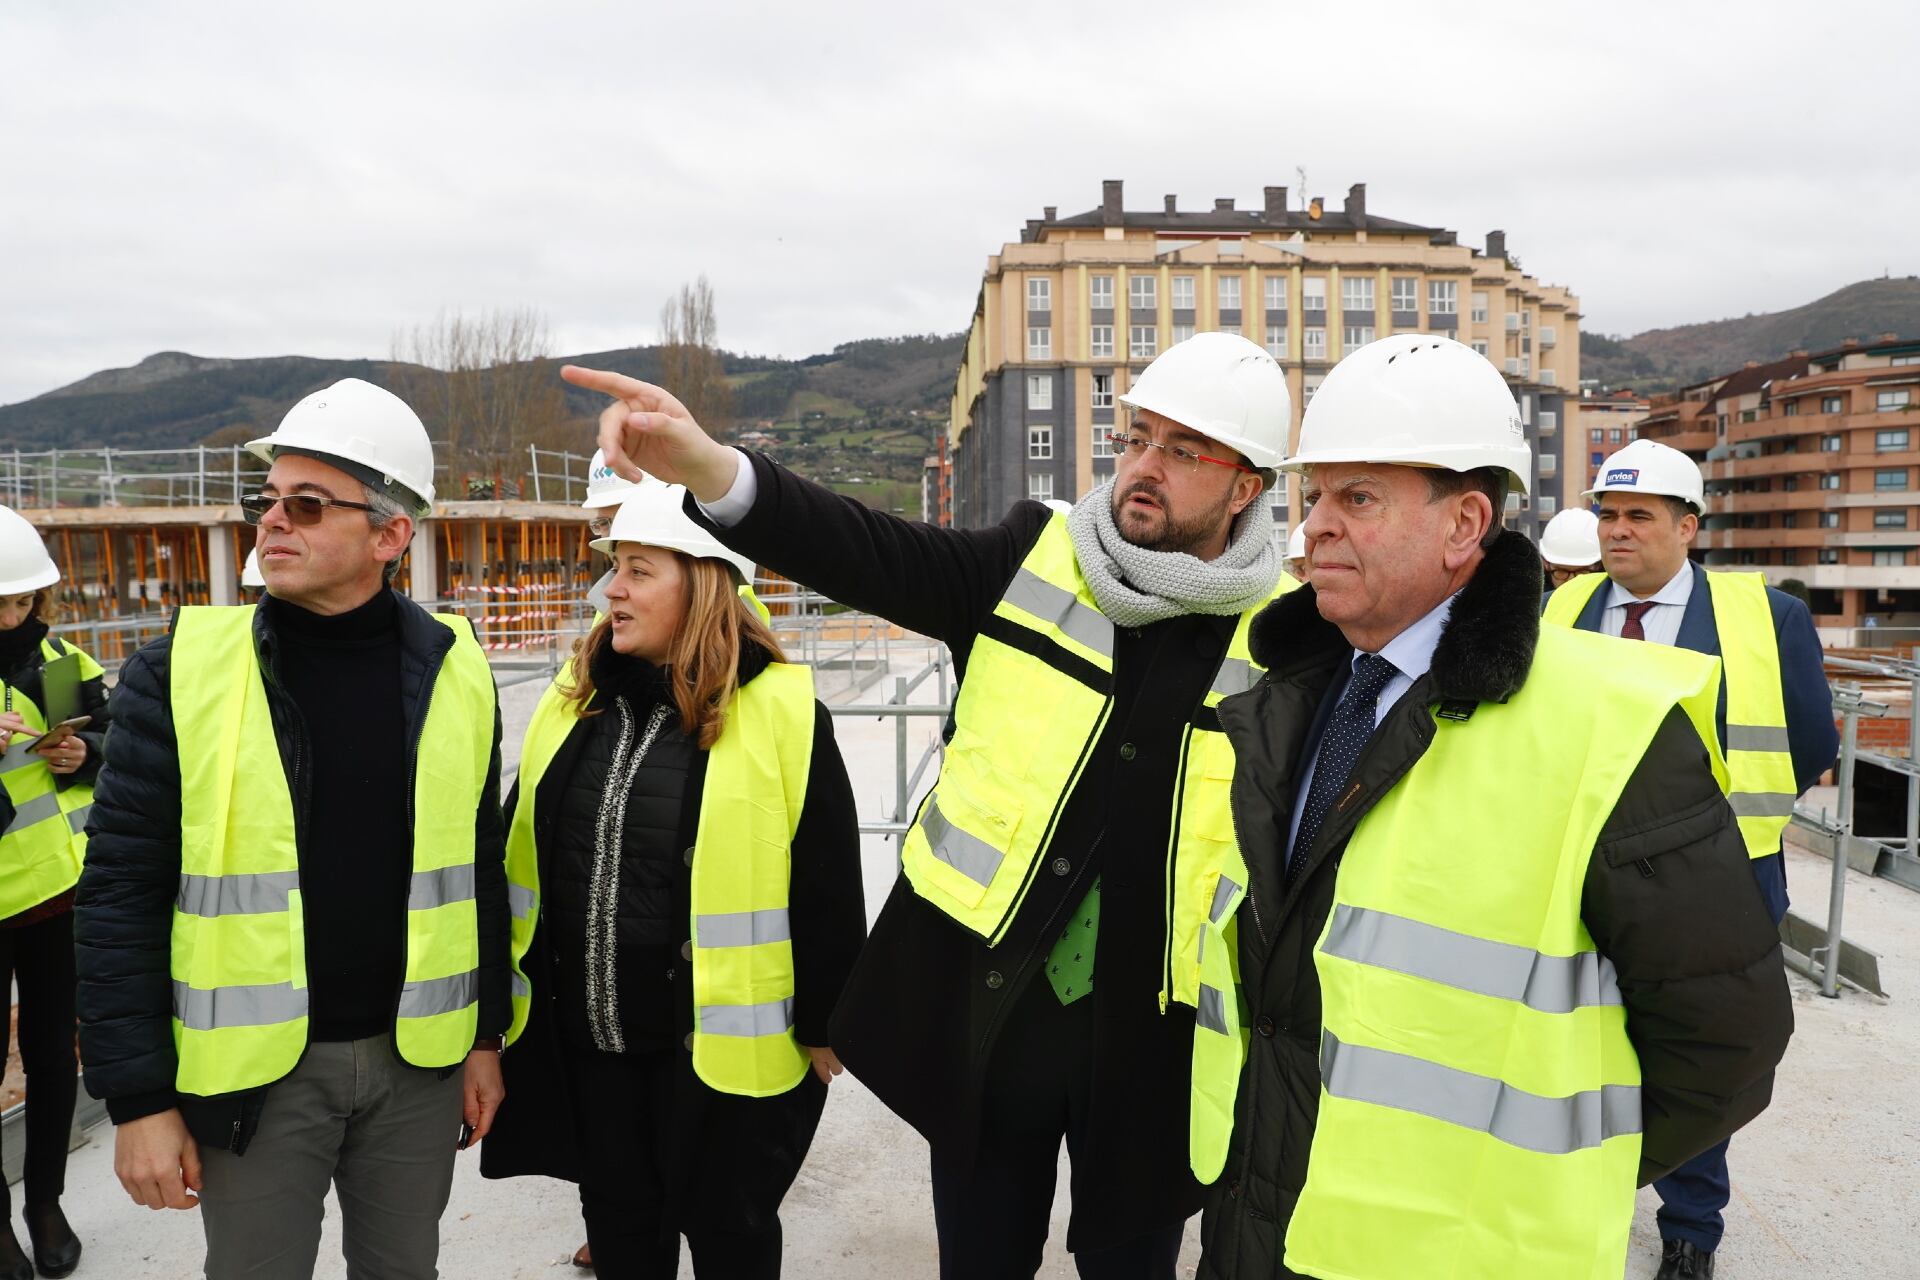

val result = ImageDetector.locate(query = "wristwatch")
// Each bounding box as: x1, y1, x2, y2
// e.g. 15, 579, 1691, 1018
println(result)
472, 1035, 505, 1053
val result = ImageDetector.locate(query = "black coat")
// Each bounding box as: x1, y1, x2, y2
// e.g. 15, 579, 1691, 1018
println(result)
480, 649, 864, 1186
686, 453, 1244, 1248
1196, 532, 1796, 1278
74, 592, 512, 1155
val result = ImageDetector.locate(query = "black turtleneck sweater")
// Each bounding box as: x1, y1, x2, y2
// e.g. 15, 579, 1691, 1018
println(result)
261, 591, 409, 1042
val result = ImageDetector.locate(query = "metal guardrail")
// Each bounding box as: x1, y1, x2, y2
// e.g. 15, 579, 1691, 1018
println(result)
1790, 683, 1888, 997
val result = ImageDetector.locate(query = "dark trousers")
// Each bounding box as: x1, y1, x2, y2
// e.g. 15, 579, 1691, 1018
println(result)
566, 1045, 827, 1280
1654, 851, 1790, 1252
931, 977, 1186, 1280
0, 910, 77, 1214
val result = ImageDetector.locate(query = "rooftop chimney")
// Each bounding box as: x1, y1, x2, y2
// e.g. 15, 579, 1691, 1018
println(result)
1023, 219, 1042, 243
1881, 332, 1900, 342
1214, 197, 1236, 212
1486, 229, 1508, 262
1264, 185, 1287, 221
1102, 179, 1123, 226
1843, 337, 1860, 348
1344, 182, 1367, 226
1164, 194, 1178, 213
1043, 205, 1057, 221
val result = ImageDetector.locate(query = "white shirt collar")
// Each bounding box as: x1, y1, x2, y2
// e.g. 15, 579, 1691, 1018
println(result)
1360, 593, 1456, 684
1606, 560, 1694, 611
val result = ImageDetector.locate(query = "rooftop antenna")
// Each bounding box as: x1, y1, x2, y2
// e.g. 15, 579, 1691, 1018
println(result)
1295, 166, 1308, 211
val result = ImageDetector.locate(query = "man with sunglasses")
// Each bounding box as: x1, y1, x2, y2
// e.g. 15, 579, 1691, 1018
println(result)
566, 332, 1294, 1278
76, 378, 512, 1280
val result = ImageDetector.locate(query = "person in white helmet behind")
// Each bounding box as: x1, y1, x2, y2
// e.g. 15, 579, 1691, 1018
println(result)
76, 378, 512, 1280
1283, 521, 1309, 582
1193, 335, 1790, 1280
1536, 506, 1603, 589
239, 548, 266, 593
582, 449, 645, 619
1542, 436, 1836, 1280
566, 331, 1298, 1276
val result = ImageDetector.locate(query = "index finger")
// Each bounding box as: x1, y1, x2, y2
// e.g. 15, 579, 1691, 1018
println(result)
560, 364, 664, 403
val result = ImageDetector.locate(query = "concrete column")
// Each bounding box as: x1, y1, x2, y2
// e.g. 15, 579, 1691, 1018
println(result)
409, 520, 440, 605
207, 525, 236, 606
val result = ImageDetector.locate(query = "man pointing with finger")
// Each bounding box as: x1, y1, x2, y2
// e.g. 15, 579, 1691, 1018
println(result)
567, 334, 1297, 1278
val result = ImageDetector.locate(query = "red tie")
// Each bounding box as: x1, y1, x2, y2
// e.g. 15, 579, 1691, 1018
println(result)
1621, 601, 1655, 642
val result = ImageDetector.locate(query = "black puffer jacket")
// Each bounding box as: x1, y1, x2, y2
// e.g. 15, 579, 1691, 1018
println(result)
1197, 532, 1795, 1279
74, 593, 511, 1155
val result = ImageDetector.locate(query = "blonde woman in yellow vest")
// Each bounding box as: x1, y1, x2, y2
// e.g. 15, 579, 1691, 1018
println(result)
481, 482, 864, 1279
0, 506, 107, 1279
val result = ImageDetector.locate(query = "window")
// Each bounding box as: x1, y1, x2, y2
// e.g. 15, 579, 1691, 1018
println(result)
1343, 325, 1375, 349
1877, 429, 1910, 451
1215, 322, 1240, 338
1879, 390, 1914, 412
1129, 275, 1156, 312
1027, 426, 1053, 460
1472, 340, 1489, 357
1090, 275, 1114, 309
1303, 327, 1327, 361
1470, 292, 1489, 324
1027, 473, 1054, 502
1027, 277, 1051, 312
1263, 275, 1287, 312
1391, 278, 1418, 312
1091, 373, 1113, 410
1538, 496, 1558, 516
1522, 311, 1532, 331
1302, 277, 1327, 312
1819, 549, 1841, 565
1874, 549, 1911, 566
1740, 409, 1758, 423
1027, 327, 1051, 360
1822, 434, 1843, 452
1784, 399, 1800, 416
1819, 511, 1841, 528
1171, 323, 1195, 345
1875, 510, 1908, 528
1264, 325, 1286, 359
1429, 280, 1457, 315
1027, 375, 1052, 411
1609, 428, 1623, 443
1090, 424, 1114, 458
1129, 326, 1157, 360
1590, 428, 1606, 444
1341, 276, 1374, 314
1819, 473, 1842, 490
1591, 451, 1605, 466
1877, 468, 1907, 490
1217, 275, 1241, 313
1895, 355, 1920, 366
1089, 325, 1114, 359
1172, 275, 1196, 310
1303, 376, 1323, 403
1822, 395, 1844, 414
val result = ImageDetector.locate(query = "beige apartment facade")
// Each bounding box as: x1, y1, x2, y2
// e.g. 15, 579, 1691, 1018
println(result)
946, 179, 1583, 535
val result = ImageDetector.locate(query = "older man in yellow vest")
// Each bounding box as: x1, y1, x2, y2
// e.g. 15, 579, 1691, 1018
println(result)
76, 380, 511, 1280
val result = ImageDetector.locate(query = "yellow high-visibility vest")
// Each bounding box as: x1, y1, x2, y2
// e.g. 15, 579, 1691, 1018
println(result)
504, 661, 816, 1097
168, 604, 496, 1096
0, 636, 104, 915
898, 515, 1296, 1013
1544, 568, 1795, 855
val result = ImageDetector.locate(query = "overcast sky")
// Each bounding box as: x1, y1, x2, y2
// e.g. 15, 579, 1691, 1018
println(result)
3, 0, 1914, 406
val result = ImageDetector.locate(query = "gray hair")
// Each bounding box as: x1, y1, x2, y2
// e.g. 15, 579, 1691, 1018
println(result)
363, 483, 412, 583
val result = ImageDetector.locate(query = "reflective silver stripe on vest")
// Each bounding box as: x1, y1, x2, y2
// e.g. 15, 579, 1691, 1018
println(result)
1210, 658, 1259, 701
1210, 875, 1243, 925
2, 791, 61, 835
1197, 983, 1230, 1035
176, 870, 302, 918
699, 997, 795, 1038
64, 803, 90, 834
1001, 570, 1115, 660
511, 971, 531, 998
1321, 1031, 1640, 1155
697, 908, 793, 948
1729, 792, 1796, 818
508, 883, 536, 920
408, 864, 477, 911
0, 743, 44, 775
1726, 724, 1791, 753
1322, 905, 1621, 1015
173, 979, 307, 1031
398, 970, 478, 1019
918, 797, 1005, 888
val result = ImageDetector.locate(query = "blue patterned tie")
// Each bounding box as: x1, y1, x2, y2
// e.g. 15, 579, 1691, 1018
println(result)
1289, 653, 1398, 878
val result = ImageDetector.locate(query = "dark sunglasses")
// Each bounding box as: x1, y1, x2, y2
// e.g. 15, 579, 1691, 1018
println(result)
240, 492, 381, 526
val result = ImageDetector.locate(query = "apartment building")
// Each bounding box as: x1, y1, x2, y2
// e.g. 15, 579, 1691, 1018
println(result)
1634, 336, 1920, 627
944, 179, 1582, 534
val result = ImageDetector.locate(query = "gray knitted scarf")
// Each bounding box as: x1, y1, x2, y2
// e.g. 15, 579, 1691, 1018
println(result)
1065, 479, 1282, 627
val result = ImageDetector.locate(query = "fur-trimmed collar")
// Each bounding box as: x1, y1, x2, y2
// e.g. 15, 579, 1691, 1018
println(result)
1248, 529, 1543, 705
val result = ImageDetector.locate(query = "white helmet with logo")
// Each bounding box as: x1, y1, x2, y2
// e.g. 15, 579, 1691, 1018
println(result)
1538, 508, 1602, 567
245, 378, 436, 514
582, 449, 643, 510
0, 506, 59, 596
1583, 438, 1704, 514
1117, 332, 1291, 469
589, 481, 755, 584
1283, 335, 1532, 493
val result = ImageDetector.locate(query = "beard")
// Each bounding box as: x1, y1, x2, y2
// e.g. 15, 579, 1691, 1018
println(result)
1111, 478, 1236, 556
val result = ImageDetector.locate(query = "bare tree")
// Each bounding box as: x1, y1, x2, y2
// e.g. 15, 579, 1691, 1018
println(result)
659, 276, 732, 439
388, 307, 568, 495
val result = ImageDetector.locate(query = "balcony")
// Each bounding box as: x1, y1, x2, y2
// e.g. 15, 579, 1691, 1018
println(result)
1729, 410, 1842, 447
1701, 528, 1831, 551
1641, 426, 1715, 454
1705, 489, 1836, 515
1702, 452, 1829, 481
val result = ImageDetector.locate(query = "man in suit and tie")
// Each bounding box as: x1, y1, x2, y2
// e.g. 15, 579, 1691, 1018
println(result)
1543, 437, 1838, 1280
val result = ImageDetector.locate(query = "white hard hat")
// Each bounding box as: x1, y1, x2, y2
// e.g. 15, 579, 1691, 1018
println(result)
1117, 332, 1291, 469
1538, 508, 1602, 567
1583, 438, 1704, 513
1041, 498, 1073, 515
590, 482, 756, 584
1285, 522, 1307, 561
0, 506, 59, 596
245, 378, 436, 514
582, 449, 643, 510
1283, 334, 1531, 494
241, 548, 266, 588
